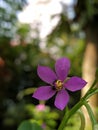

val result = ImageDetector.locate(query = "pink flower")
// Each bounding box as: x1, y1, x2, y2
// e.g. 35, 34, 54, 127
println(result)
36, 104, 46, 111
32, 57, 87, 110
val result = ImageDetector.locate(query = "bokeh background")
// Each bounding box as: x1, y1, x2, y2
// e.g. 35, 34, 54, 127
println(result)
0, 0, 98, 130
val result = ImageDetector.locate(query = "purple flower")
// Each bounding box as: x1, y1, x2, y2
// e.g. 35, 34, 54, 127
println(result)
32, 57, 87, 110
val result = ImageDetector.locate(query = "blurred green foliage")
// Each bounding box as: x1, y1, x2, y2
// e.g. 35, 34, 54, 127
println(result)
0, 0, 27, 38
3, 102, 59, 130
64, 113, 81, 130
17, 120, 43, 130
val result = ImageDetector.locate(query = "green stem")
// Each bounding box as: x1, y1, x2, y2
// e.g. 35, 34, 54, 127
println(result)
77, 109, 85, 130
58, 100, 84, 130
84, 101, 97, 128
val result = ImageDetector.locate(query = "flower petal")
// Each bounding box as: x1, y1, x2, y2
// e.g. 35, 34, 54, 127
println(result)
65, 76, 87, 92
54, 89, 69, 110
55, 57, 70, 81
37, 65, 57, 84
32, 86, 56, 100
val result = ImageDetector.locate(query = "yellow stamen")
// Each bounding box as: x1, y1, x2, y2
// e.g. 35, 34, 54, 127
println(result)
55, 80, 63, 91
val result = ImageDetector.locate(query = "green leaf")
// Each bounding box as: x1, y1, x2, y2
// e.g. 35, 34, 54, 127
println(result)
17, 120, 43, 130
94, 124, 98, 130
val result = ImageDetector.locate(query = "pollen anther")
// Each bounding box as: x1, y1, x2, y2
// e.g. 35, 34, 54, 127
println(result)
55, 80, 63, 91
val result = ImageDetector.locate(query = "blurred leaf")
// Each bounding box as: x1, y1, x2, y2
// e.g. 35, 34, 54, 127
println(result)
17, 120, 43, 130
0, 0, 27, 38
17, 88, 36, 100
94, 124, 98, 130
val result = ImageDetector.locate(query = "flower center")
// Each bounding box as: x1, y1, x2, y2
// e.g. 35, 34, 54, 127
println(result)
55, 80, 63, 91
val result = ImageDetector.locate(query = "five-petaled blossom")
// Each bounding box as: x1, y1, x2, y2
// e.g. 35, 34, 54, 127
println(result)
32, 57, 87, 110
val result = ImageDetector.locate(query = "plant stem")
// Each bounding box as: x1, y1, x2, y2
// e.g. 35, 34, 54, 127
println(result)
84, 101, 97, 128
77, 109, 85, 130
58, 100, 84, 130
